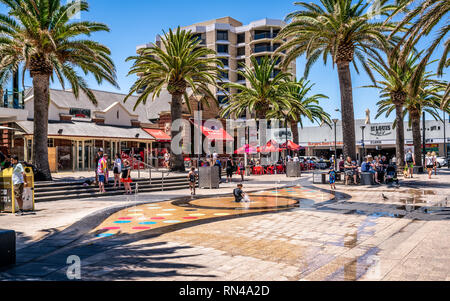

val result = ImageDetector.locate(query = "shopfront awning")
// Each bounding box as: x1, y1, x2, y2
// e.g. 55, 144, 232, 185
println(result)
192, 121, 234, 142
143, 128, 171, 142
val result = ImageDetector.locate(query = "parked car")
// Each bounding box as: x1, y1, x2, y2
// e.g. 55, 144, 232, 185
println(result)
436, 157, 447, 168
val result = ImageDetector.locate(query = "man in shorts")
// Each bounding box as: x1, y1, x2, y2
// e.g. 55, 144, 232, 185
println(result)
11, 156, 27, 216
404, 150, 415, 178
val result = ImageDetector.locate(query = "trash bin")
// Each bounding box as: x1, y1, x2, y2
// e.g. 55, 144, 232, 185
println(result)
0, 166, 35, 214
360, 172, 374, 186
286, 162, 301, 177
198, 166, 220, 189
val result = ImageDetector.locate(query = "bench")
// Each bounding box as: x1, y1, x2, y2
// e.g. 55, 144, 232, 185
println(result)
0, 229, 15, 267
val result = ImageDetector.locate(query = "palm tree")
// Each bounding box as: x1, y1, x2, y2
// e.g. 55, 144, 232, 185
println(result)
125, 27, 223, 172
0, 0, 118, 181
276, 0, 396, 160
267, 78, 331, 144
220, 56, 296, 120
389, 0, 449, 106
364, 48, 420, 167
376, 73, 447, 166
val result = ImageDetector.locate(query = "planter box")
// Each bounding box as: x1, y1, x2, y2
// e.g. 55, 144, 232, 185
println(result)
0, 229, 15, 267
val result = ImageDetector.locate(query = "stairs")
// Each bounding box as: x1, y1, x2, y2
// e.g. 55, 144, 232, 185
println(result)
34, 175, 191, 202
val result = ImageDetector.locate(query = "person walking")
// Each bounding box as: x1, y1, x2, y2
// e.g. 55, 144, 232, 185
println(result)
431, 151, 437, 175
328, 166, 337, 190
113, 153, 122, 189
121, 159, 132, 194
226, 158, 234, 183
188, 167, 197, 195
238, 159, 245, 182
11, 156, 28, 216
405, 150, 415, 178
214, 157, 222, 182
97, 153, 108, 194
425, 152, 434, 179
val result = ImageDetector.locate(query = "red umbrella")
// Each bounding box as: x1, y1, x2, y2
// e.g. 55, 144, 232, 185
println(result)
234, 144, 260, 154
261, 140, 282, 153
281, 140, 304, 151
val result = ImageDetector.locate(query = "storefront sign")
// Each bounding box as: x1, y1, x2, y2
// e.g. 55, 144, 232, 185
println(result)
370, 125, 392, 137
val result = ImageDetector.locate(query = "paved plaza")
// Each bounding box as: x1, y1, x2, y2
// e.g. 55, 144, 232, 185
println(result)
0, 171, 449, 281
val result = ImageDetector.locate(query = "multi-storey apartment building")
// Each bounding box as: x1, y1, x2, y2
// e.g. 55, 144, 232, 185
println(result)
138, 17, 297, 118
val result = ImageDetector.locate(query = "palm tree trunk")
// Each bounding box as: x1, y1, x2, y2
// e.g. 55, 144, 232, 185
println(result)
337, 62, 356, 160
411, 111, 422, 167
170, 92, 185, 172
32, 74, 52, 181
291, 121, 299, 144
394, 104, 405, 168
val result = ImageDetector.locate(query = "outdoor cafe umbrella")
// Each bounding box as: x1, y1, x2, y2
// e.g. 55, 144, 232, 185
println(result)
281, 140, 304, 151
260, 140, 282, 153
234, 144, 260, 154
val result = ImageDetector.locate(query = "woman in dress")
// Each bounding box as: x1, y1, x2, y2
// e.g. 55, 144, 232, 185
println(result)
121, 159, 133, 194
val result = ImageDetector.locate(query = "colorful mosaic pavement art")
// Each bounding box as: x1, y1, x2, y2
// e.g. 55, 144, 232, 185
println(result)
93, 186, 335, 237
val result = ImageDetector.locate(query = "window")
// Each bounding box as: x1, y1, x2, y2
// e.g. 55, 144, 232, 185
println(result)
237, 47, 245, 56
237, 59, 245, 68
69, 108, 91, 118
237, 33, 245, 44
217, 44, 228, 54
48, 138, 54, 147
237, 74, 246, 81
117, 110, 119, 119
219, 58, 229, 67
217, 30, 228, 41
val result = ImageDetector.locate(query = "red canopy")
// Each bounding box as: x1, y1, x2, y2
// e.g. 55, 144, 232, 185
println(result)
192, 121, 234, 141
281, 140, 304, 151
261, 140, 282, 153
234, 144, 260, 154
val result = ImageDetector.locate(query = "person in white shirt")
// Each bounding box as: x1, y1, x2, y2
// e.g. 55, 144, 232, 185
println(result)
425, 152, 434, 179
11, 156, 28, 216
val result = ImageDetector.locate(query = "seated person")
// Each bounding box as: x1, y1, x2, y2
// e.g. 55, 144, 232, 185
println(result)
344, 157, 357, 185
385, 164, 399, 186
367, 155, 380, 184
233, 183, 246, 203
361, 157, 370, 172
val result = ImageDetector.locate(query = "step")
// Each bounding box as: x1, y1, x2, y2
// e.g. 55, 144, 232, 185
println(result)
35, 184, 194, 203
34, 178, 188, 193
34, 181, 190, 198
34, 175, 187, 188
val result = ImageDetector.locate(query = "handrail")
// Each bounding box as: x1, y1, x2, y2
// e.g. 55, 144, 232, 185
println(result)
134, 159, 171, 190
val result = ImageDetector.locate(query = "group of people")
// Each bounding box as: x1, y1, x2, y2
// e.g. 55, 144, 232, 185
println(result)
94, 148, 132, 194
329, 154, 398, 188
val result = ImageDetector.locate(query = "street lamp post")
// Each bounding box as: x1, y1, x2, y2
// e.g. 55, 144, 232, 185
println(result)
332, 119, 339, 170
422, 112, 426, 171
361, 126, 366, 161
197, 100, 201, 168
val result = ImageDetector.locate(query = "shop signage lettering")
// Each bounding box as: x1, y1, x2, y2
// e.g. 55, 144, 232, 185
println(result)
370, 125, 392, 137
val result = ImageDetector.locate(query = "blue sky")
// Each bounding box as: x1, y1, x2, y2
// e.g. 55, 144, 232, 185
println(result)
1, 0, 448, 125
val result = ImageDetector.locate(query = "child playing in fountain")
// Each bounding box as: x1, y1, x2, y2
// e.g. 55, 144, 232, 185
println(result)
233, 183, 247, 203
328, 166, 337, 190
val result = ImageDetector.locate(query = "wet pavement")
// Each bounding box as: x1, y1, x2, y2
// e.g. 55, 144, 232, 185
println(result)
1, 172, 450, 281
